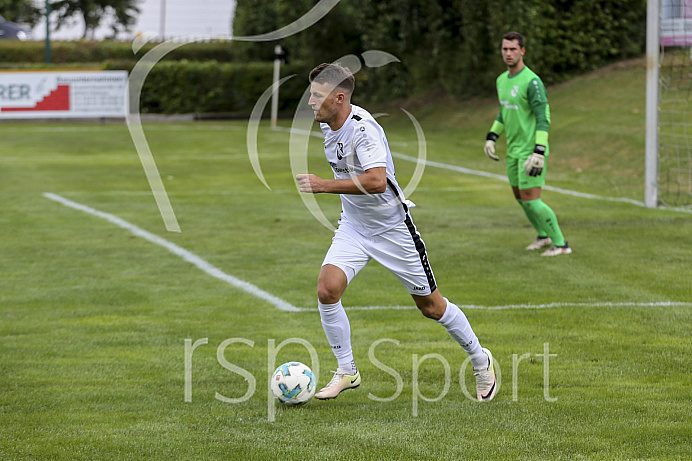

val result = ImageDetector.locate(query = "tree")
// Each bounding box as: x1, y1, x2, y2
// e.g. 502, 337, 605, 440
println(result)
232, 0, 281, 61
233, 0, 364, 65
232, 0, 646, 102
50, 0, 141, 39
0, 0, 43, 26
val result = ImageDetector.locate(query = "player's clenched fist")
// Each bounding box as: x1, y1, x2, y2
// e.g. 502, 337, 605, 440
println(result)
296, 174, 324, 193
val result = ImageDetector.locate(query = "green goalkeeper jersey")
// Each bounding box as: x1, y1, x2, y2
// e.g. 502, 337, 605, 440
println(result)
490, 66, 551, 159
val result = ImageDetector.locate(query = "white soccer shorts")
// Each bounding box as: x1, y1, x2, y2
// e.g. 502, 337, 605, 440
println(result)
322, 221, 437, 295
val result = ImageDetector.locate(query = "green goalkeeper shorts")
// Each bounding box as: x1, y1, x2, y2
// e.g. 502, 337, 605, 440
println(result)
506, 154, 547, 189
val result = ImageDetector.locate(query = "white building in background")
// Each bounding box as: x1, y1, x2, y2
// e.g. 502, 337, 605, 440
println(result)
31, 0, 236, 41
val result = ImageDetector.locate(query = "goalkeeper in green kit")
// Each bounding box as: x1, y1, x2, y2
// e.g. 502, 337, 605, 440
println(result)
484, 31, 571, 256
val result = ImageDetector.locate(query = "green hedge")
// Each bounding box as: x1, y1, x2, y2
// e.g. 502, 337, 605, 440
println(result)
118, 60, 404, 115
0, 40, 238, 64
120, 60, 313, 115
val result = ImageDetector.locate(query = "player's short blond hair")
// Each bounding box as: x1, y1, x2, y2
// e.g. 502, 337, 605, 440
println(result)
309, 63, 355, 96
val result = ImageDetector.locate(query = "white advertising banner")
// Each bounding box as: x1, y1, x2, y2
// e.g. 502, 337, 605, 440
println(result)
0, 70, 128, 119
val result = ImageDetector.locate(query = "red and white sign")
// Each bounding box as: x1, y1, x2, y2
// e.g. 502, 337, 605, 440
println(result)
0, 70, 128, 119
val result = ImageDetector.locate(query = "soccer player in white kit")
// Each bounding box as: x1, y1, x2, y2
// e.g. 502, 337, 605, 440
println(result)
296, 63, 497, 401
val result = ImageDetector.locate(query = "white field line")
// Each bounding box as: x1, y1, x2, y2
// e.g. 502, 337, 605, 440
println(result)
43, 193, 302, 312
339, 301, 692, 311
273, 126, 692, 214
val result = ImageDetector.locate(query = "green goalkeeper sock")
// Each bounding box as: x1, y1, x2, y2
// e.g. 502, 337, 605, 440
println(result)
524, 199, 566, 246
518, 199, 548, 238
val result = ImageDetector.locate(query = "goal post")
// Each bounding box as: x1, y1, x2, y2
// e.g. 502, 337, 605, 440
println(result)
646, 0, 660, 208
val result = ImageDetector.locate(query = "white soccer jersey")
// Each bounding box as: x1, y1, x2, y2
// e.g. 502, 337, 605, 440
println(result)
321, 105, 406, 235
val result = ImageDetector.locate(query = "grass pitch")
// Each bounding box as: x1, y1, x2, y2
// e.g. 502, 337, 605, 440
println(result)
1, 61, 690, 460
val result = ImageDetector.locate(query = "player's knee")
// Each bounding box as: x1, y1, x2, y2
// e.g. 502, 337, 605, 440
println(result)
417, 300, 444, 320
317, 283, 341, 304
412, 292, 446, 320
317, 265, 348, 304
418, 305, 434, 319
420, 306, 442, 320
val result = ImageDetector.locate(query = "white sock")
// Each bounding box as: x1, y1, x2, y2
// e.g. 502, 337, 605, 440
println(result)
318, 300, 356, 373
437, 299, 487, 370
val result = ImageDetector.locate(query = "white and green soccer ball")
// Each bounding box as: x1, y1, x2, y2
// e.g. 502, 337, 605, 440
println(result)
271, 361, 316, 405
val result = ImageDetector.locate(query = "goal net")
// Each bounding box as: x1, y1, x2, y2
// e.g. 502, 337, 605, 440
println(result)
657, 0, 692, 207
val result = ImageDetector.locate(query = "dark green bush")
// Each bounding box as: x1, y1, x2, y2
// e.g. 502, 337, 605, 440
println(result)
130, 60, 313, 115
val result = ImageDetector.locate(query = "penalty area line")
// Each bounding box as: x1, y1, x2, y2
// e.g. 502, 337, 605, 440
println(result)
43, 193, 302, 313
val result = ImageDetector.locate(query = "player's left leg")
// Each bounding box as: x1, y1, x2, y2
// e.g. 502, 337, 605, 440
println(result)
520, 188, 570, 255
518, 157, 571, 256
522, 194, 566, 244
373, 222, 497, 401
412, 291, 497, 401
411, 292, 485, 365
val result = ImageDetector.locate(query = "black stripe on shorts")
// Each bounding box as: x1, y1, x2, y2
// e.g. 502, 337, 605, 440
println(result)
386, 178, 437, 292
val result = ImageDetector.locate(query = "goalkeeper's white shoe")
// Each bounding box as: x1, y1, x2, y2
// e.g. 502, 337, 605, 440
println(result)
542, 242, 572, 256
474, 348, 497, 402
314, 368, 361, 400
525, 236, 552, 250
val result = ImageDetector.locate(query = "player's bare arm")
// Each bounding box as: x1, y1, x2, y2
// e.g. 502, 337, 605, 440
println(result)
296, 167, 386, 194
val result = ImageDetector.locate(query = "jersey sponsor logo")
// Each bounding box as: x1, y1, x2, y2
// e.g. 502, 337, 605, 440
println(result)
500, 99, 519, 110
329, 161, 355, 174
336, 142, 344, 160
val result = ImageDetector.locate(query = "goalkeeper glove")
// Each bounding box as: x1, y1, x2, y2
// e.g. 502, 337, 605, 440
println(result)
484, 132, 499, 161
523, 145, 546, 176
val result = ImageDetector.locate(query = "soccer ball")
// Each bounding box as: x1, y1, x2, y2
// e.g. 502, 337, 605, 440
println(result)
271, 361, 316, 405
